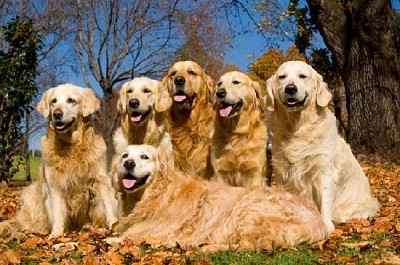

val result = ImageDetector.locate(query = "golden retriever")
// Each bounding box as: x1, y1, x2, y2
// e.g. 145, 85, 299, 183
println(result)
108, 144, 327, 250
265, 61, 379, 233
211, 71, 268, 187
112, 77, 173, 214
162, 61, 214, 178
4, 84, 119, 237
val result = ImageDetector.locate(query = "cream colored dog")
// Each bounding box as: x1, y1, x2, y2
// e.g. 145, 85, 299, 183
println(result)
108, 144, 327, 250
162, 61, 215, 178
113, 77, 172, 157
266, 61, 379, 233
2, 84, 118, 237
211, 71, 268, 187
112, 77, 172, 215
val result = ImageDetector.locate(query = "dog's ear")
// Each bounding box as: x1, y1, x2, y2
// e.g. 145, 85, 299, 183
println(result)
265, 75, 276, 112
314, 71, 332, 107
251, 80, 266, 111
203, 73, 215, 104
82, 88, 101, 117
36, 88, 53, 118
156, 147, 174, 180
155, 80, 172, 112
117, 83, 128, 114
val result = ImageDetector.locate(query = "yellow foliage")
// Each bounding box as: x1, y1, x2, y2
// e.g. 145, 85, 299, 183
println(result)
249, 46, 307, 82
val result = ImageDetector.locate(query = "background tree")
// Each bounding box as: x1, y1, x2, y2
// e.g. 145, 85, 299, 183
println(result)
257, 0, 400, 160
0, 18, 42, 182
305, 0, 400, 160
248, 45, 306, 85
173, 0, 234, 81
62, 0, 183, 166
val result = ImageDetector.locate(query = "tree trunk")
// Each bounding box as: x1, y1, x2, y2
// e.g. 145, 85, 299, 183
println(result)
101, 89, 118, 171
25, 109, 31, 181
307, 0, 400, 160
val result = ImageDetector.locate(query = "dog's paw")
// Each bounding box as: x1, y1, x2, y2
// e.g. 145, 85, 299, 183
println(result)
106, 236, 123, 245
324, 219, 335, 234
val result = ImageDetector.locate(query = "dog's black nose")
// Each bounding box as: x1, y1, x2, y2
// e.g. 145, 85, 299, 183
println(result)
129, 98, 140, 109
123, 160, 135, 170
174, 76, 186, 86
52, 109, 63, 120
284, 84, 298, 95
216, 88, 226, 99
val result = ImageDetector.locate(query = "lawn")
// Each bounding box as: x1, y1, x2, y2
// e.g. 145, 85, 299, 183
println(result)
0, 160, 399, 264
12, 156, 41, 181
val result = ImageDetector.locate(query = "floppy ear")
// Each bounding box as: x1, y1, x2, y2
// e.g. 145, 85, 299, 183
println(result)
203, 73, 214, 103
265, 75, 276, 112
314, 71, 332, 107
156, 147, 174, 180
82, 88, 101, 117
251, 80, 266, 110
161, 74, 172, 95
117, 84, 127, 114
36, 88, 53, 118
155, 80, 172, 112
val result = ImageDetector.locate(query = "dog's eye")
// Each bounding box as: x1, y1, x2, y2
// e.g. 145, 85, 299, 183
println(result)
188, 70, 197, 76
67, 98, 76, 104
140, 154, 149, 160
51, 98, 57, 104
170, 71, 176, 77
127, 89, 133, 94
232, 80, 240, 85
143, 88, 151, 94
278, 75, 286, 79
217, 81, 222, 87
122, 153, 128, 159
299, 74, 307, 79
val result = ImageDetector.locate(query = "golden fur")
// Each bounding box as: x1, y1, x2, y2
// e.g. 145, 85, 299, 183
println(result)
108, 144, 327, 250
6, 84, 118, 237
266, 61, 379, 233
211, 71, 268, 187
162, 61, 215, 178
112, 77, 173, 215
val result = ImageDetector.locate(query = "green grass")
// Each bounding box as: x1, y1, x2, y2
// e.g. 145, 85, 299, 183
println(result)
12, 156, 41, 181
201, 245, 321, 265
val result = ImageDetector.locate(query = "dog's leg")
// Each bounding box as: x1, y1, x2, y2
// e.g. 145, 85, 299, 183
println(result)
44, 167, 67, 237
46, 187, 67, 237
98, 182, 119, 229
318, 171, 335, 233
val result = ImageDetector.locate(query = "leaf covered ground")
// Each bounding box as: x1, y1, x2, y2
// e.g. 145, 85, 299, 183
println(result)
0, 161, 399, 265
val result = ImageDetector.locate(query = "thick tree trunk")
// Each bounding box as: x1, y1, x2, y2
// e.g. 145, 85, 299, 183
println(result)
307, 0, 400, 160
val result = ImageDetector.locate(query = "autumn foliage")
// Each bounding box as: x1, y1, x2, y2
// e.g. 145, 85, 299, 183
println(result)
0, 160, 399, 264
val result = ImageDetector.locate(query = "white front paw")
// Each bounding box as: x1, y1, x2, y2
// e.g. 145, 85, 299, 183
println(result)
324, 219, 335, 234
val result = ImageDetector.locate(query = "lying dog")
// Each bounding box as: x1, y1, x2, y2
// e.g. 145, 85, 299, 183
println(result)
108, 144, 327, 250
266, 61, 379, 232
211, 71, 268, 187
2, 84, 118, 237
162, 61, 215, 178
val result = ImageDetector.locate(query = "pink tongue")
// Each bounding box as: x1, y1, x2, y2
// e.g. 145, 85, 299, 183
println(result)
123, 179, 136, 189
219, 106, 232, 117
174, 95, 186, 102
131, 115, 142, 122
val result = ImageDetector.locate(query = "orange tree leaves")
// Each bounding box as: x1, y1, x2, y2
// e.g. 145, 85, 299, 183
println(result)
0, 161, 399, 264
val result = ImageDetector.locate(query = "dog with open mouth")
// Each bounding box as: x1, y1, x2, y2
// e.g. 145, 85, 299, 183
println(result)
108, 144, 327, 251
266, 61, 379, 233
111, 145, 156, 216
162, 61, 215, 178
0, 84, 119, 238
211, 71, 268, 187
112, 77, 172, 215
